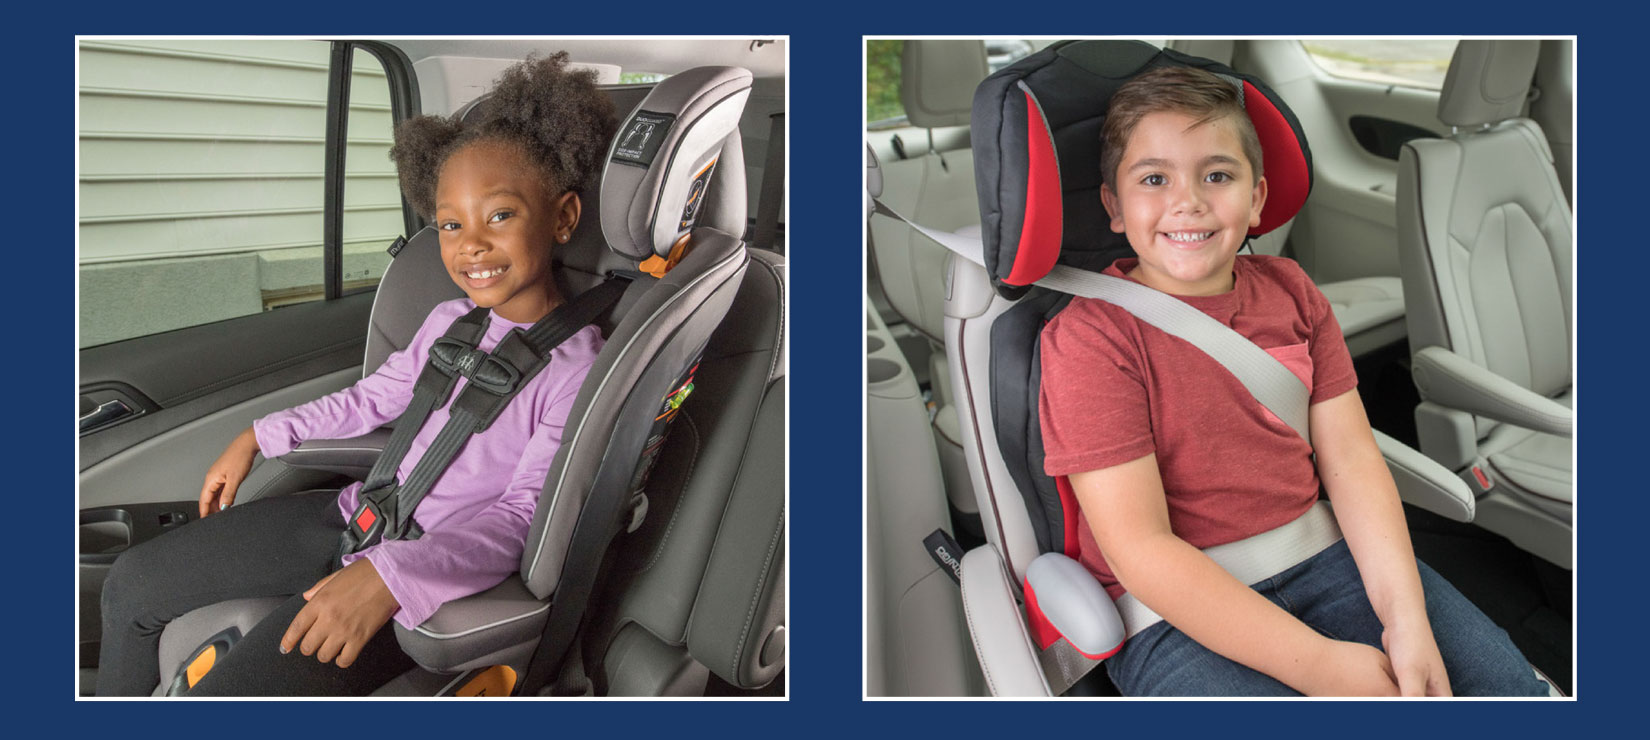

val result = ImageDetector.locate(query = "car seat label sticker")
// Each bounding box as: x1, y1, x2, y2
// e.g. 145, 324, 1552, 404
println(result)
612, 110, 676, 168
923, 529, 965, 586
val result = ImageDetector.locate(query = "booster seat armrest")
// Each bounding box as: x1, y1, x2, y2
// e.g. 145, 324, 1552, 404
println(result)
959, 546, 1052, 696
1025, 553, 1125, 659
278, 428, 393, 479
1374, 429, 1475, 523
1411, 346, 1572, 437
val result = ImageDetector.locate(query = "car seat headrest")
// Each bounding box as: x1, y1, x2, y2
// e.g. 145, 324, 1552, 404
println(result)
901, 39, 989, 129
1438, 40, 1540, 129
972, 40, 1313, 297
600, 66, 754, 260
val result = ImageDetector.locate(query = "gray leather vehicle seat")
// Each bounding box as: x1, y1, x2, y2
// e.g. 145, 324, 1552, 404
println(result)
1167, 40, 1406, 358
151, 67, 779, 695
1396, 40, 1573, 569
867, 39, 987, 526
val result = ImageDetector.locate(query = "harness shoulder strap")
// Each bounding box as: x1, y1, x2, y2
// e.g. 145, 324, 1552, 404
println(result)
341, 277, 630, 556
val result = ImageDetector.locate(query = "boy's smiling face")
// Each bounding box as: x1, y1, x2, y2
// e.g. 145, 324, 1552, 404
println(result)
1101, 110, 1268, 296
434, 139, 579, 323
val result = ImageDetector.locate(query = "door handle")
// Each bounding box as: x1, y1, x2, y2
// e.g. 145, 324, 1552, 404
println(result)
79, 398, 133, 433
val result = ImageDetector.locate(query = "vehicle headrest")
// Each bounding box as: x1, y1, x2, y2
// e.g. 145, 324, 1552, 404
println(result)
601, 66, 754, 260
901, 39, 988, 129
1438, 40, 1540, 129
972, 40, 1312, 297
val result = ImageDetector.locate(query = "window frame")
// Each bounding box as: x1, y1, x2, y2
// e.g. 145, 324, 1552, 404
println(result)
328, 40, 421, 301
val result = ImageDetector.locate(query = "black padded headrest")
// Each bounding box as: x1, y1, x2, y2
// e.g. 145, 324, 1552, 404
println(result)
972, 40, 1313, 297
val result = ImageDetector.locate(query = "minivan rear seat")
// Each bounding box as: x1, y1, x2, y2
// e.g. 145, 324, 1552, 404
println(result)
867, 39, 987, 528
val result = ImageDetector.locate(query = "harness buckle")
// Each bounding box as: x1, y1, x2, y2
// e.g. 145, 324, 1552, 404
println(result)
339, 484, 398, 558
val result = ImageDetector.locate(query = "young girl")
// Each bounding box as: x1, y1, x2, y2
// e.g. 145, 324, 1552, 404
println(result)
96, 53, 618, 696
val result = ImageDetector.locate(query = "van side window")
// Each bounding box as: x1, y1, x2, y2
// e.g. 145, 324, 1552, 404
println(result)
78, 40, 399, 347
1299, 40, 1459, 90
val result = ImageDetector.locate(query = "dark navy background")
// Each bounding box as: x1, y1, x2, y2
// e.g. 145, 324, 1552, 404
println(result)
42, 2, 1626, 731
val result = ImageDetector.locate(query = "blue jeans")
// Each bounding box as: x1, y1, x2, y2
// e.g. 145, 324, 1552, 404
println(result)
1105, 540, 1551, 696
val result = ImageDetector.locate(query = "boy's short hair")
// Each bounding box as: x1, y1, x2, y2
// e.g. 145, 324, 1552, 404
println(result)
1100, 66, 1264, 188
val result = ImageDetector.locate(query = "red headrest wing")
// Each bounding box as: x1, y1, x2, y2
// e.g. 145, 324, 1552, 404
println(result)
972, 41, 1314, 296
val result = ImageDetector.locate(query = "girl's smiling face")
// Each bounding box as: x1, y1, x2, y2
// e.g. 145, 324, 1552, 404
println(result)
1101, 110, 1268, 297
434, 139, 580, 323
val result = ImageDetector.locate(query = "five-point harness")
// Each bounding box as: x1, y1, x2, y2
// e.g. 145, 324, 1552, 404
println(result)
339, 276, 632, 559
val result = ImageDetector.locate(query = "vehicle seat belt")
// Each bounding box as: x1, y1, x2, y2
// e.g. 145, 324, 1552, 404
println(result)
339, 275, 632, 559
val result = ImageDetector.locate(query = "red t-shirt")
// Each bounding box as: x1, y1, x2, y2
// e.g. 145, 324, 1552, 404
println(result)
1038, 255, 1358, 599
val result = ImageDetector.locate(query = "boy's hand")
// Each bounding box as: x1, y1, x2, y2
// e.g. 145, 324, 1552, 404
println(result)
1303, 640, 1401, 697
200, 427, 260, 517
281, 559, 401, 668
1383, 623, 1453, 697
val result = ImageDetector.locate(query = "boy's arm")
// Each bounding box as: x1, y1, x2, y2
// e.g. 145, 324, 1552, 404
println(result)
1072, 454, 1400, 696
1309, 387, 1451, 697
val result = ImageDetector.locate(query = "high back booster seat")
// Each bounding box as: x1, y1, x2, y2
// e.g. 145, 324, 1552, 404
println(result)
907, 40, 1484, 695
149, 66, 779, 696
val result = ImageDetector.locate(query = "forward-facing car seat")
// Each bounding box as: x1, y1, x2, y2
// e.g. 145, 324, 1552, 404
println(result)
1396, 40, 1573, 569
147, 66, 784, 696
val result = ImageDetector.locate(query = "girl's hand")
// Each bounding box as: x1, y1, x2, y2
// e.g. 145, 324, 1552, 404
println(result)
1383, 621, 1453, 697
1301, 639, 1401, 696
281, 559, 401, 668
200, 427, 260, 517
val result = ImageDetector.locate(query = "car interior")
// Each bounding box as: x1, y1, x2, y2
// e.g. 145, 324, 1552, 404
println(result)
865, 38, 1572, 696
77, 37, 787, 697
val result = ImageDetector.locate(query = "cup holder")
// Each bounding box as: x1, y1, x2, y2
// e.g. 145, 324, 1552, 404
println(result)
80, 509, 133, 564
867, 335, 885, 354
868, 357, 902, 384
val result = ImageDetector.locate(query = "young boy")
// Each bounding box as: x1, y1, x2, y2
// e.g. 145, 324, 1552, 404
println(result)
1037, 66, 1547, 697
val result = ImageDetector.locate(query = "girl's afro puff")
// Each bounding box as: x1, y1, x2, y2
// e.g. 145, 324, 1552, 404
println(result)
389, 52, 619, 221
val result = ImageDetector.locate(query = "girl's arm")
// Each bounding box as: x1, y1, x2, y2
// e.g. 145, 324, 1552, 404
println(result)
1072, 454, 1401, 696
278, 379, 579, 665
1309, 387, 1452, 697
252, 303, 469, 459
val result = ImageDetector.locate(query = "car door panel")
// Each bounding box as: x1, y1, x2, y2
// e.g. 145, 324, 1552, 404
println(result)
1238, 41, 1445, 285
79, 292, 375, 509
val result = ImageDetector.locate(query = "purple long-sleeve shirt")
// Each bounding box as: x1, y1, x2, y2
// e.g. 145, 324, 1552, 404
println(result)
253, 298, 603, 628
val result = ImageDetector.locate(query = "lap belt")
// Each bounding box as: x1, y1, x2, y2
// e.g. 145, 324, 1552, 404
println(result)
339, 276, 631, 560
1112, 501, 1341, 639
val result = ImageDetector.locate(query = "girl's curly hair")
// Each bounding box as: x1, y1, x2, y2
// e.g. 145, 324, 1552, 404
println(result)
389, 52, 619, 220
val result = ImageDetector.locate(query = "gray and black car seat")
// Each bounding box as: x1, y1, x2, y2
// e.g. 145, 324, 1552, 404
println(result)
923, 40, 1535, 696
149, 66, 785, 696
1396, 40, 1572, 570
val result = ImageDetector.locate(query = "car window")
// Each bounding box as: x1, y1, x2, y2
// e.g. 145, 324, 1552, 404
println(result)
78, 39, 401, 347
1300, 39, 1458, 90
866, 39, 1038, 130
